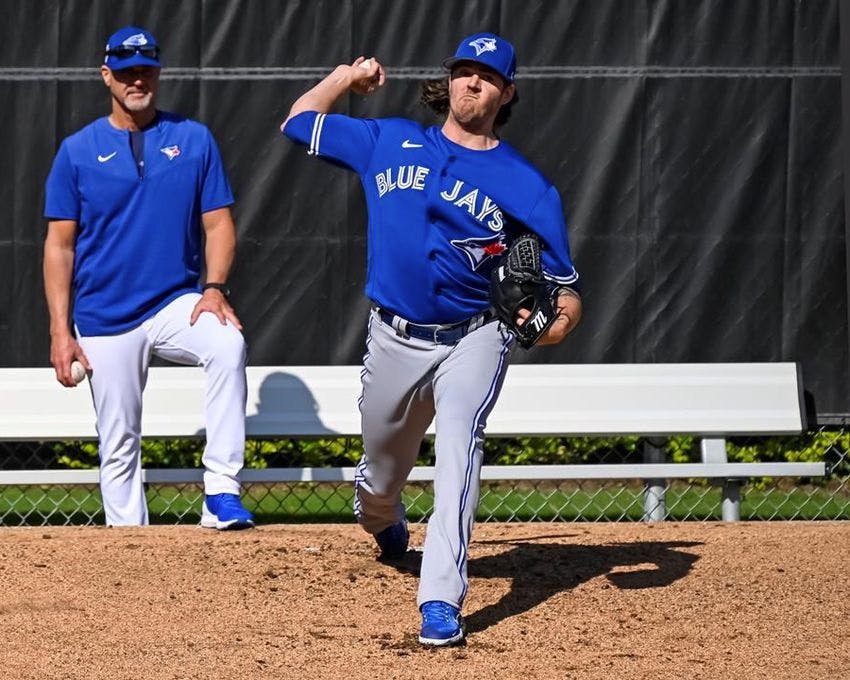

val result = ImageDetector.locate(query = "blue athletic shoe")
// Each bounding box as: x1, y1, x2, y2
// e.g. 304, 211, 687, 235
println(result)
419, 601, 465, 646
374, 520, 409, 559
201, 493, 254, 530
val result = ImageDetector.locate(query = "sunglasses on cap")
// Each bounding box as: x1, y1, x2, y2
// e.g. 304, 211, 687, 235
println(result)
104, 44, 160, 59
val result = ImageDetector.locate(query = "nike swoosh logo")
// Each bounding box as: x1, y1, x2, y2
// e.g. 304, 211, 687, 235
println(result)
402, 140, 423, 149
97, 152, 117, 162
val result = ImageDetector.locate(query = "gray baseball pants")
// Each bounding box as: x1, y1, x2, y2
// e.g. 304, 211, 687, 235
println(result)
354, 309, 514, 609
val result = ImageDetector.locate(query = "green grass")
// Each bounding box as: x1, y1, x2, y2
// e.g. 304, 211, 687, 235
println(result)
0, 485, 106, 525
1, 481, 847, 525
476, 484, 850, 521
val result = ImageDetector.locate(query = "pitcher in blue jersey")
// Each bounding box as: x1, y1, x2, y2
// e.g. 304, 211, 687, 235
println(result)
43, 26, 254, 530
282, 32, 582, 646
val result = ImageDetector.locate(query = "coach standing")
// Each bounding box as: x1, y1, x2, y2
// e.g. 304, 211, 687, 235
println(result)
43, 26, 254, 530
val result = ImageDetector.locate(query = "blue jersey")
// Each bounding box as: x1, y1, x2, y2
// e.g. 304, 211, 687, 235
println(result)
284, 113, 579, 325
45, 112, 234, 336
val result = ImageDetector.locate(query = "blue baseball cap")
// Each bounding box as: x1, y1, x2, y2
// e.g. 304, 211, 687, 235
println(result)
103, 26, 161, 71
442, 32, 516, 83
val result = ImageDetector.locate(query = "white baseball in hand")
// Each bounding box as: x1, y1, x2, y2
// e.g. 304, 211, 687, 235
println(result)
359, 58, 373, 70
70, 360, 87, 384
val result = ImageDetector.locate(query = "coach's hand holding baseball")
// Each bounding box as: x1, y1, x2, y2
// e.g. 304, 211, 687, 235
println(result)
49, 331, 91, 388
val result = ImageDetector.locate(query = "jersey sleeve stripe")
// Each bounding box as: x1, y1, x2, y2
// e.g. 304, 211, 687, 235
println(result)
308, 113, 326, 156
543, 271, 580, 285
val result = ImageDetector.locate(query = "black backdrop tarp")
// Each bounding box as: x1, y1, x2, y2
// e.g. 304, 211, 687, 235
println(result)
2, 0, 847, 420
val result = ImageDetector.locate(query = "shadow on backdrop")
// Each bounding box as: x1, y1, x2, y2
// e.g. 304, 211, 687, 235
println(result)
192, 370, 341, 438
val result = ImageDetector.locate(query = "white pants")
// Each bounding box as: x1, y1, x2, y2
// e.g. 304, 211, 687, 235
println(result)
78, 293, 248, 526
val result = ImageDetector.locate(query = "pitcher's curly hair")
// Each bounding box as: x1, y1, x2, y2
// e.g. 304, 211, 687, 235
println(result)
419, 77, 518, 131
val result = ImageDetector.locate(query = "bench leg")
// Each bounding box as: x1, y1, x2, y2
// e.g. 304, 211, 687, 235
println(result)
721, 480, 741, 521
701, 438, 741, 520
700, 438, 728, 463
642, 437, 667, 522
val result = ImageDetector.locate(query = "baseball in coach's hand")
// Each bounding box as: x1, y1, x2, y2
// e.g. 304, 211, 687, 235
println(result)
70, 360, 87, 384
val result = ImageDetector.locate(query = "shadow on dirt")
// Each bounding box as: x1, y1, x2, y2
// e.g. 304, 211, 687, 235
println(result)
383, 536, 702, 634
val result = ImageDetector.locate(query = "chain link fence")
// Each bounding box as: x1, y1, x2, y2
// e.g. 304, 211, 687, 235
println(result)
1, 427, 847, 526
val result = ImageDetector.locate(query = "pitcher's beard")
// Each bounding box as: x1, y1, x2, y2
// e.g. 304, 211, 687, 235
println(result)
449, 100, 490, 132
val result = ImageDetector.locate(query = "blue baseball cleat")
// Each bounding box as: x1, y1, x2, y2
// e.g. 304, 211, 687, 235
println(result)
374, 520, 409, 559
419, 600, 466, 647
201, 493, 254, 530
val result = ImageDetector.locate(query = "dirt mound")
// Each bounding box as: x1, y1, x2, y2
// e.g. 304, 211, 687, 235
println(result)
1, 522, 847, 679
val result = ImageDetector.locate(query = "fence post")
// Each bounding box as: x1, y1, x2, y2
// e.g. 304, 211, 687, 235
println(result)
642, 437, 667, 522
721, 481, 742, 521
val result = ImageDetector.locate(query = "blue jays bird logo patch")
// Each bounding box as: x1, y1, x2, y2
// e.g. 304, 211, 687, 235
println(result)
450, 234, 506, 270
160, 145, 180, 160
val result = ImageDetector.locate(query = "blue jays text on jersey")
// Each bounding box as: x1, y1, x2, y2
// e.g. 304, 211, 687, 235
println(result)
44, 112, 233, 336
283, 113, 579, 325
376, 168, 505, 233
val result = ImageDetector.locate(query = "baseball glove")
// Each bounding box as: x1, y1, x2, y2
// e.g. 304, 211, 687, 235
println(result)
489, 233, 556, 348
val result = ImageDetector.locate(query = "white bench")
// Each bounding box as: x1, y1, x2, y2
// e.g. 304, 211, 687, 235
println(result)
0, 363, 824, 521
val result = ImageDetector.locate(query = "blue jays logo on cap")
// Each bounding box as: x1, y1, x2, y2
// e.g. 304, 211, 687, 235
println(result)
468, 37, 498, 57
442, 32, 517, 83
103, 26, 161, 71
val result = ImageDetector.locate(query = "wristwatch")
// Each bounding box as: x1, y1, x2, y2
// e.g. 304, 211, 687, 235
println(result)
202, 282, 231, 297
